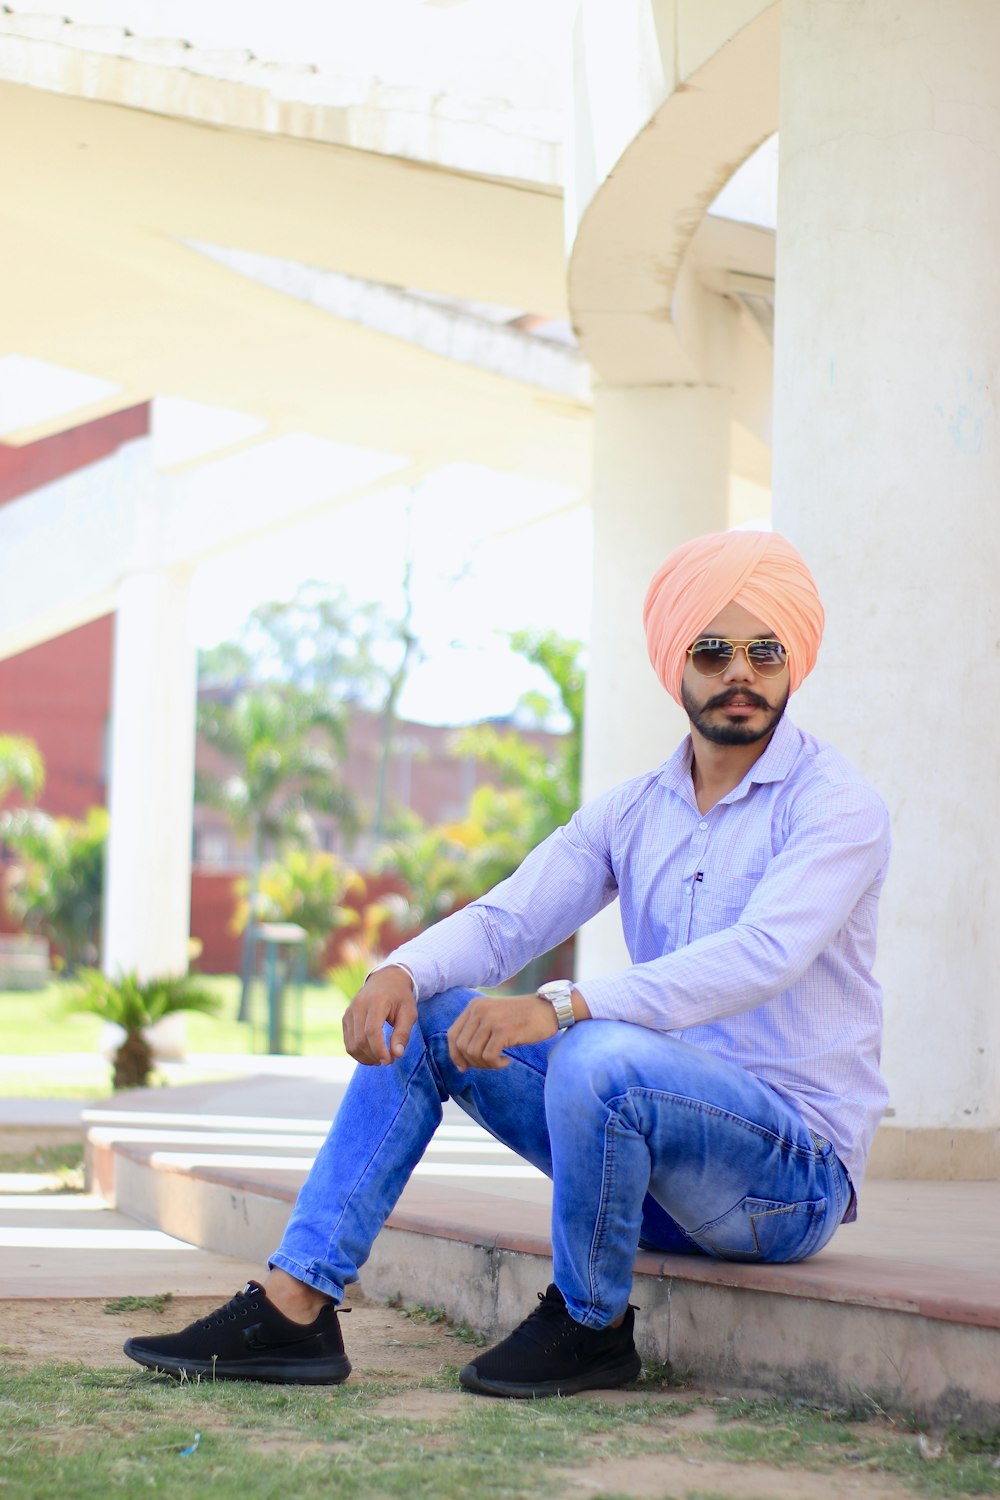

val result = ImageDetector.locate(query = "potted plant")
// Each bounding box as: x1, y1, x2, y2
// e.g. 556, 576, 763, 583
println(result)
67, 970, 221, 1090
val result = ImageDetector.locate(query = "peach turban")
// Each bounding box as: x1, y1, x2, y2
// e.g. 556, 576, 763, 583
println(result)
643, 531, 824, 705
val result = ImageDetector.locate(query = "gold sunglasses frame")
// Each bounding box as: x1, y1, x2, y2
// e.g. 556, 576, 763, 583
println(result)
686, 637, 790, 679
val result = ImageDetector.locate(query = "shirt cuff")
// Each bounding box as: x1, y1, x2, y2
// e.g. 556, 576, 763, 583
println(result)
572, 976, 641, 1025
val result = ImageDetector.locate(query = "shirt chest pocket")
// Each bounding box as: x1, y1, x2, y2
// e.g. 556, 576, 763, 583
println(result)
688, 871, 763, 942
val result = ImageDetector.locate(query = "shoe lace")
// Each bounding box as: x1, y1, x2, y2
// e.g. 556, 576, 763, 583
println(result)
509, 1288, 637, 1356
196, 1285, 261, 1330
510, 1287, 575, 1352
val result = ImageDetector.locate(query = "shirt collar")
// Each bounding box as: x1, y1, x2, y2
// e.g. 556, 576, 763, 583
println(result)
658, 714, 802, 806
744, 713, 801, 786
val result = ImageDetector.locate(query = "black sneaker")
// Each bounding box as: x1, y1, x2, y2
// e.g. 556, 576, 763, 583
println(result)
123, 1281, 351, 1385
459, 1284, 641, 1398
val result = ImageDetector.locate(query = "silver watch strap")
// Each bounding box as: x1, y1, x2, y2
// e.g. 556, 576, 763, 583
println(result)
539, 981, 576, 1030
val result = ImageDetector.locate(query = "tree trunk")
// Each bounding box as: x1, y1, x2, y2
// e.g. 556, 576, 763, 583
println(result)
113, 1029, 154, 1091
372, 531, 418, 842
237, 828, 261, 1023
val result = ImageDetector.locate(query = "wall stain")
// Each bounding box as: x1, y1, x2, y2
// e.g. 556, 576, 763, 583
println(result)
933, 370, 992, 455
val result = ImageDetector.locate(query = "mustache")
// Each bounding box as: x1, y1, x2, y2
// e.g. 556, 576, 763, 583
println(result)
704, 687, 772, 712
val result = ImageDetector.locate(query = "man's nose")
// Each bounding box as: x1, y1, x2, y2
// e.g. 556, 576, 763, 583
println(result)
720, 644, 756, 682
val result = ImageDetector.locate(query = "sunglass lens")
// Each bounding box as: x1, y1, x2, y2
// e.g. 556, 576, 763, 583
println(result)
747, 641, 787, 676
690, 641, 733, 675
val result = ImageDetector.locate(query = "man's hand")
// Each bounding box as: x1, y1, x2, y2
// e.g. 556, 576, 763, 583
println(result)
343, 966, 417, 1066
447, 992, 561, 1072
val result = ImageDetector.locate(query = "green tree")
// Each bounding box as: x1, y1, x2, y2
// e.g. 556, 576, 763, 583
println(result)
371, 550, 420, 841
0, 806, 108, 971
200, 577, 422, 844
199, 580, 423, 1015
376, 785, 538, 929
200, 580, 390, 701
374, 784, 571, 988
197, 685, 356, 1018
374, 632, 584, 986
327, 892, 414, 1001
0, 735, 45, 805
453, 629, 584, 850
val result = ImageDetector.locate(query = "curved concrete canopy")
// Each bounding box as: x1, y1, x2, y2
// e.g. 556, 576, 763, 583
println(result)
567, 0, 779, 388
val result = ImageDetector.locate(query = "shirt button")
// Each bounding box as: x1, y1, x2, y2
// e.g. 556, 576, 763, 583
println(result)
698, 821, 708, 831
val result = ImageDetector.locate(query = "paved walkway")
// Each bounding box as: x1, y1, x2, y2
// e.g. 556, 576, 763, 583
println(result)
0, 1064, 264, 1298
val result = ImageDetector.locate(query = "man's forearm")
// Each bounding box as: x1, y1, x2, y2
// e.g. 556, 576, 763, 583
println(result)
381, 813, 617, 1006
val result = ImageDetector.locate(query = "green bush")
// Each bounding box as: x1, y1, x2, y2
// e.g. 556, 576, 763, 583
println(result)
66, 969, 221, 1090
1, 806, 107, 971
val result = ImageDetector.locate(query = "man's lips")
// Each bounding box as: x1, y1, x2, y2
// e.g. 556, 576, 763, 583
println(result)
708, 692, 768, 713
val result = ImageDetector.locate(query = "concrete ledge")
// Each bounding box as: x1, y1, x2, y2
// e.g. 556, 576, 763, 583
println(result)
93, 1138, 1000, 1428
365, 1229, 1000, 1428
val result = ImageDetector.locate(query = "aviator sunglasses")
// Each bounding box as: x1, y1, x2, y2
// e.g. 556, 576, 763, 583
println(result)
687, 636, 789, 679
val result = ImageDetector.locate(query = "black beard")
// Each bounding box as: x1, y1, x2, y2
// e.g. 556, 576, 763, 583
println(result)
681, 681, 789, 746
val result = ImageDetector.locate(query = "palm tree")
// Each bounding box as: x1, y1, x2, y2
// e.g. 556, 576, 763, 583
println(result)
67, 970, 221, 1090
197, 684, 356, 1019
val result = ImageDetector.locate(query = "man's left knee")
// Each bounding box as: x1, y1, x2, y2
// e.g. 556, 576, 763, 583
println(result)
543, 1020, 633, 1106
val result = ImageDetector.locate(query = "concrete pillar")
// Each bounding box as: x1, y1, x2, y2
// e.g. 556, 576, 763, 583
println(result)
772, 1, 1000, 1143
577, 384, 730, 976
103, 565, 197, 981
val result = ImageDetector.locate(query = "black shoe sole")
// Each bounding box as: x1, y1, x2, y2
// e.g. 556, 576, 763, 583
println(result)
458, 1350, 642, 1399
123, 1340, 351, 1386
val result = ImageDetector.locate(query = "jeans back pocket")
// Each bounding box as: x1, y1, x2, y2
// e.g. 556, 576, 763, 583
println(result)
692, 1194, 829, 1263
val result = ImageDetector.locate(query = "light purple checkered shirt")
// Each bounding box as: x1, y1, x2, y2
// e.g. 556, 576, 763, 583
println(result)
387, 715, 892, 1205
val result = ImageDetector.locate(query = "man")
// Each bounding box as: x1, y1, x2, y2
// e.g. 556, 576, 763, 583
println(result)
124, 530, 890, 1399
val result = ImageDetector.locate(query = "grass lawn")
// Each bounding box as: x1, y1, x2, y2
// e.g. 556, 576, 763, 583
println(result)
2, 1355, 999, 1500
0, 976, 351, 1067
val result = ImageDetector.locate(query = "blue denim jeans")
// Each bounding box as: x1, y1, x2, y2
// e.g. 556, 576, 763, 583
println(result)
270, 988, 852, 1328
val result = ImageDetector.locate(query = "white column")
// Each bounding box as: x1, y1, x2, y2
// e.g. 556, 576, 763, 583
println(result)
578, 384, 730, 977
772, 0, 1000, 1133
103, 566, 197, 980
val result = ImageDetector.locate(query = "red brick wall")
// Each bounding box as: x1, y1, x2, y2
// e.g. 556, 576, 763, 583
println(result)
0, 404, 150, 507
0, 405, 149, 817
189, 867, 415, 977
189, 870, 243, 974
0, 614, 114, 820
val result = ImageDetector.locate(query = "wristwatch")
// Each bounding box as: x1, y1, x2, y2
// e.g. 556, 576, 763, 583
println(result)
537, 980, 577, 1030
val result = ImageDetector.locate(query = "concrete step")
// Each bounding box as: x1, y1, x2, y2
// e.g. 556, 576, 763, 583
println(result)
82, 1075, 1000, 1429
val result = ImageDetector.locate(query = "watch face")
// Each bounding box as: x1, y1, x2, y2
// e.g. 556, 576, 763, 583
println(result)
538, 981, 575, 1028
